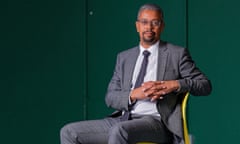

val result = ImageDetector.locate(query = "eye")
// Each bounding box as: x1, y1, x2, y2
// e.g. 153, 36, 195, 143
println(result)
152, 20, 161, 26
140, 20, 148, 25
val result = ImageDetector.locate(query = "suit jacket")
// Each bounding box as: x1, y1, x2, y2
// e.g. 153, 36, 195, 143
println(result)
105, 41, 212, 143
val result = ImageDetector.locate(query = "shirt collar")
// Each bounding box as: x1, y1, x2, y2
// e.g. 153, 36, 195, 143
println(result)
139, 40, 159, 55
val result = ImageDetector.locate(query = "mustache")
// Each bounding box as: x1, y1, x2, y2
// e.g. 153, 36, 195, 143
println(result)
143, 31, 156, 35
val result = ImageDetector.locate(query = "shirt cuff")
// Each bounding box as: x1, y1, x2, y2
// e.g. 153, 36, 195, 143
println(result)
128, 91, 137, 105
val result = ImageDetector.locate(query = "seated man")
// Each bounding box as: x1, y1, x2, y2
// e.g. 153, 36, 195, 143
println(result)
60, 3, 212, 144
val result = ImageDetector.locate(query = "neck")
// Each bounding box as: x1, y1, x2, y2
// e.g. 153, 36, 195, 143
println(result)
140, 40, 158, 48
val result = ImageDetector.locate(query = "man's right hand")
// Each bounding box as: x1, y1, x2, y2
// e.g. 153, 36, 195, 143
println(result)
130, 86, 148, 102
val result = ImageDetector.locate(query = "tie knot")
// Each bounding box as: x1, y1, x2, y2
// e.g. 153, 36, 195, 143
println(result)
143, 50, 151, 57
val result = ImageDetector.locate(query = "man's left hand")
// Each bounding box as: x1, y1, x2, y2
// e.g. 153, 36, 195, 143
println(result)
142, 80, 180, 101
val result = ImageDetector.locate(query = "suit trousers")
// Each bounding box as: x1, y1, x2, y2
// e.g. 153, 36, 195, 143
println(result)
60, 115, 173, 144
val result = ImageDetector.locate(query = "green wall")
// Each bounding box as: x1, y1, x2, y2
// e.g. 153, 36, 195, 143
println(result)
2, 0, 86, 143
188, 0, 240, 143
2, 0, 240, 144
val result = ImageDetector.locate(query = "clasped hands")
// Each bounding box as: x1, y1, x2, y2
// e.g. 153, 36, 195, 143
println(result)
130, 80, 180, 102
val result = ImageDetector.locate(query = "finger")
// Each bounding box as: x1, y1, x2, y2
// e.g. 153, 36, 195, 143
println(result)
159, 96, 164, 99
153, 90, 166, 96
157, 85, 167, 90
143, 89, 156, 97
142, 83, 154, 92
150, 95, 158, 101
150, 95, 164, 101
155, 81, 165, 84
153, 82, 166, 90
150, 94, 165, 101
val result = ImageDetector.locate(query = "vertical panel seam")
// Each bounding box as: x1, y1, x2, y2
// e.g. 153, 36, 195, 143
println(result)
83, 0, 88, 120
186, 0, 189, 49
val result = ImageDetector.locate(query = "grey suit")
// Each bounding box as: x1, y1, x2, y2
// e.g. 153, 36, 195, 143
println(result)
105, 41, 212, 143
60, 41, 212, 144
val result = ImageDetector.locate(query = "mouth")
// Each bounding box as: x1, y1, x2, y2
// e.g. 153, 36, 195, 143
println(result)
142, 31, 156, 44
143, 31, 155, 37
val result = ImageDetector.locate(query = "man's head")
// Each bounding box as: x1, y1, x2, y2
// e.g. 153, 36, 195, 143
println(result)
136, 4, 164, 48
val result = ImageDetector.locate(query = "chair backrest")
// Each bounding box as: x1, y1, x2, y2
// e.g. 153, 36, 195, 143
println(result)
182, 92, 190, 144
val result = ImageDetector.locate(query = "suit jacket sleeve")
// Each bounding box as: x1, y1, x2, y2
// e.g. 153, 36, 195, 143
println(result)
177, 48, 212, 96
105, 52, 132, 111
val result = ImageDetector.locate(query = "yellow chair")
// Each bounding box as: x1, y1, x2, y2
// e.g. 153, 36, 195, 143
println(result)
182, 92, 191, 144
137, 92, 191, 144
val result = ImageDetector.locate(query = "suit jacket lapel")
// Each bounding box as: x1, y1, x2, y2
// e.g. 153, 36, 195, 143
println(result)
157, 42, 168, 80
124, 43, 168, 88
124, 47, 139, 88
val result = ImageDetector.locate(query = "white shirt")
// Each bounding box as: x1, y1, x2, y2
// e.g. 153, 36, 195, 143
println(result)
130, 41, 160, 117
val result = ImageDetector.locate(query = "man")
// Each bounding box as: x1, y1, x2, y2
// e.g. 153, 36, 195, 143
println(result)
60, 3, 212, 144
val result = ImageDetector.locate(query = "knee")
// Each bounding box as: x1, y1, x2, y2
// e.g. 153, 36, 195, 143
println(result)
60, 123, 77, 142
60, 124, 70, 140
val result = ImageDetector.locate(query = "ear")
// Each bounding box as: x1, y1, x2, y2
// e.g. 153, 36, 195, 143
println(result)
159, 21, 165, 32
135, 21, 140, 32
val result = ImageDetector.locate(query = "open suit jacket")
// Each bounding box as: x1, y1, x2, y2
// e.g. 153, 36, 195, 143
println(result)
105, 41, 212, 144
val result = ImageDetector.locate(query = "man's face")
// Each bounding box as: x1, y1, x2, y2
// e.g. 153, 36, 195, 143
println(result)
136, 9, 164, 48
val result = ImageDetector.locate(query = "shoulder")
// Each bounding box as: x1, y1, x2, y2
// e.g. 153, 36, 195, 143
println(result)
161, 41, 186, 52
117, 46, 139, 58
160, 41, 189, 58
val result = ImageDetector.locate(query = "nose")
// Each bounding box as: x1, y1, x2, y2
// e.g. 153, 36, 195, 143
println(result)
145, 21, 153, 30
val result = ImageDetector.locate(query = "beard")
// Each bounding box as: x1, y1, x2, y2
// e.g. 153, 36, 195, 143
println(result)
142, 31, 157, 45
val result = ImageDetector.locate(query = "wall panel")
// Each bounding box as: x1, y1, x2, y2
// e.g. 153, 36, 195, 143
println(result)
1, 0, 86, 144
188, 0, 240, 143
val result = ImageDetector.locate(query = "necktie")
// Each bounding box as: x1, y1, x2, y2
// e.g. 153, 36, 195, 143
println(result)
134, 50, 151, 88
120, 50, 151, 121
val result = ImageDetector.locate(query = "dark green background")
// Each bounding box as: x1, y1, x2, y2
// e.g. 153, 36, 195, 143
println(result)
1, 0, 239, 144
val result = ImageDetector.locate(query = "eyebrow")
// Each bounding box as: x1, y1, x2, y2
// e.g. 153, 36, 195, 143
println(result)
138, 18, 162, 21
